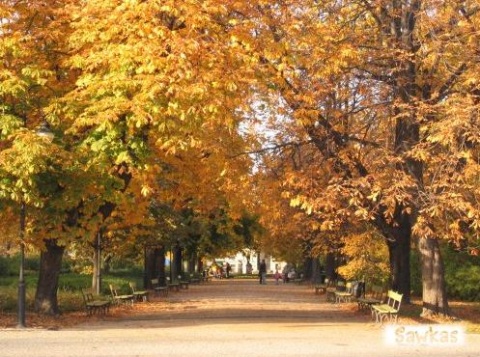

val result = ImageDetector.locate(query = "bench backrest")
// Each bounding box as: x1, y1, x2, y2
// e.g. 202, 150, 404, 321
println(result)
81, 288, 97, 304
129, 281, 138, 293
109, 284, 120, 298
335, 281, 346, 292
386, 290, 403, 311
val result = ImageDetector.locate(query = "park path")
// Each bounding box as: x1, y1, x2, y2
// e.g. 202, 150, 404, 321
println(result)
1, 278, 479, 357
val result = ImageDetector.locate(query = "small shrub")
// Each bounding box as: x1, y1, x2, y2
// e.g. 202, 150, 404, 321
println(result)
0, 255, 15, 276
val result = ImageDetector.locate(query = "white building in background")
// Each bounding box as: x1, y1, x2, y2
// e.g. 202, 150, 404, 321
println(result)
208, 249, 287, 275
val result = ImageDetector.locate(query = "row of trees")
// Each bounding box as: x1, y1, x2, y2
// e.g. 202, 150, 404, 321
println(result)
243, 0, 480, 316
0, 0, 258, 314
1, 1, 479, 317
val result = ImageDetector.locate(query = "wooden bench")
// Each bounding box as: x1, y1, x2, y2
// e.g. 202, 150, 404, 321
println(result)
109, 284, 135, 305
129, 281, 149, 302
177, 275, 190, 290
326, 281, 344, 302
372, 290, 403, 323
357, 285, 384, 312
334, 281, 355, 303
151, 279, 168, 297
314, 278, 333, 295
189, 274, 201, 284
81, 288, 111, 316
179, 281, 190, 289
166, 277, 180, 292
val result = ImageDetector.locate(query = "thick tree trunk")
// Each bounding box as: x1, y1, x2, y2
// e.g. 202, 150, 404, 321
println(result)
324, 252, 336, 282
303, 256, 313, 281
386, 213, 411, 304
188, 252, 196, 273
418, 236, 449, 317
173, 244, 182, 279
310, 257, 321, 284
197, 256, 204, 274
34, 239, 65, 315
145, 246, 166, 288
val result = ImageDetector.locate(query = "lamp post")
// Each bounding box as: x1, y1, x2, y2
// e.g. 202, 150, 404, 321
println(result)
17, 202, 26, 328
17, 120, 54, 328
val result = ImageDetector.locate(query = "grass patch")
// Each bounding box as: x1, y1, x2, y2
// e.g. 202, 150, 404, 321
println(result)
0, 271, 145, 314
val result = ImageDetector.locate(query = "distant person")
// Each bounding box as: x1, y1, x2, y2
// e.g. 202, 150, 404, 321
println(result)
274, 268, 281, 285
259, 259, 267, 284
225, 262, 231, 278
246, 261, 252, 275
282, 265, 289, 283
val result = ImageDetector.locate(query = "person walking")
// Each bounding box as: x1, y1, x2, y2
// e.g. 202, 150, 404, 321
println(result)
274, 267, 281, 285
259, 259, 267, 284
225, 262, 231, 278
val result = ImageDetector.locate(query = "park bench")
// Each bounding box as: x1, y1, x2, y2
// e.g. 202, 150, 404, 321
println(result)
293, 273, 305, 285
81, 288, 111, 316
372, 290, 403, 324
326, 281, 344, 302
176, 275, 190, 290
109, 284, 135, 305
189, 274, 201, 285
334, 281, 356, 303
314, 278, 332, 295
357, 285, 385, 312
166, 277, 180, 292
129, 281, 149, 302
151, 278, 169, 297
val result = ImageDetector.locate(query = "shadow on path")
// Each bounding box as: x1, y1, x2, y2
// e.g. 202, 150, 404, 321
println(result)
77, 278, 371, 330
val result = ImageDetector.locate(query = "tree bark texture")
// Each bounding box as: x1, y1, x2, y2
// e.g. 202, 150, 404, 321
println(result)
144, 246, 166, 288
92, 231, 102, 294
386, 212, 412, 304
324, 252, 337, 282
34, 239, 65, 315
173, 244, 182, 279
418, 237, 449, 316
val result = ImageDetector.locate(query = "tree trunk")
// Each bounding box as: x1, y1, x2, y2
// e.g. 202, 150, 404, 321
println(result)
310, 257, 321, 284
157, 247, 166, 286
91, 231, 102, 294
386, 212, 412, 304
188, 252, 196, 273
325, 252, 336, 282
418, 236, 449, 317
34, 239, 65, 315
303, 256, 313, 281
197, 256, 204, 274
145, 246, 166, 288
173, 244, 182, 279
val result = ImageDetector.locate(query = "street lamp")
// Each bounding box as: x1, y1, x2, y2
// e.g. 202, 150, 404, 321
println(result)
17, 202, 26, 328
17, 120, 54, 328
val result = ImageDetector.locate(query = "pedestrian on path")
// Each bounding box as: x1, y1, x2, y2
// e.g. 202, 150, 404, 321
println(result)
259, 259, 267, 284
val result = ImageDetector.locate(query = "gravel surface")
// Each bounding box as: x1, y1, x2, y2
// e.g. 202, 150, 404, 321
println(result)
1, 279, 479, 357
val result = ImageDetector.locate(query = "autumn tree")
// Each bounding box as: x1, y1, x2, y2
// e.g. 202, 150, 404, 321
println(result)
0, 0, 82, 314
1, 0, 255, 315
224, 0, 480, 316
60, 0, 255, 294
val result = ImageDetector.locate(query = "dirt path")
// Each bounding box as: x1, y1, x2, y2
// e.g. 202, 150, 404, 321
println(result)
2, 279, 479, 357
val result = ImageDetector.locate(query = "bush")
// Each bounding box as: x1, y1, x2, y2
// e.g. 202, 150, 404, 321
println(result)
443, 246, 480, 301
411, 244, 480, 301
0, 255, 15, 276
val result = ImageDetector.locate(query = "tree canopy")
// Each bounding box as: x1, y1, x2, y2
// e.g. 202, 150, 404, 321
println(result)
1, 0, 479, 317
